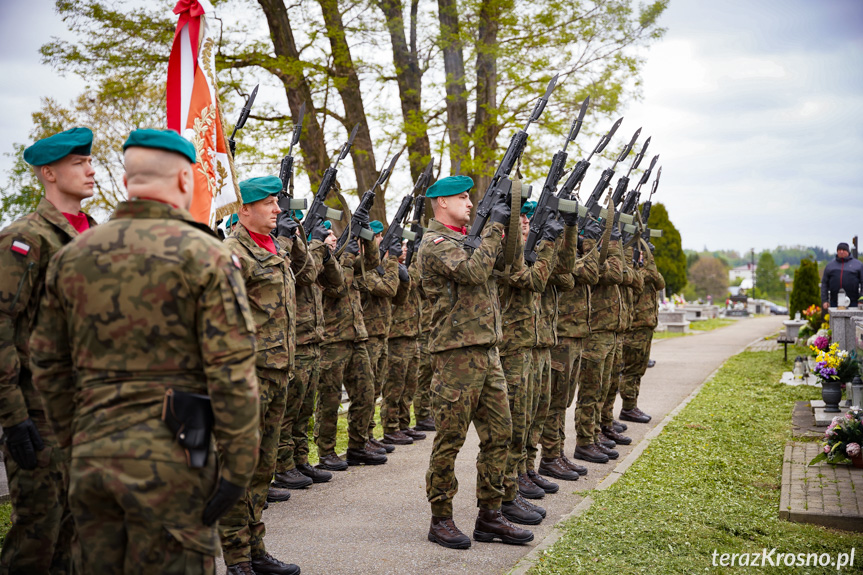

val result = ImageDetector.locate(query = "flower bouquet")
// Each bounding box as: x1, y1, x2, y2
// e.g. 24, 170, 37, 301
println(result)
809, 407, 863, 467
809, 343, 858, 383
806, 329, 831, 352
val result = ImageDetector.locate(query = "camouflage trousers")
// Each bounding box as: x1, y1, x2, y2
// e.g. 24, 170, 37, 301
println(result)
69, 444, 219, 574
0, 410, 74, 575
427, 346, 512, 517
381, 337, 419, 434
620, 328, 653, 410
525, 347, 551, 472
541, 337, 584, 459
316, 341, 374, 453
599, 335, 624, 430
574, 331, 616, 446
277, 344, 321, 472
220, 368, 288, 565
413, 331, 433, 422
366, 335, 389, 436
500, 349, 533, 501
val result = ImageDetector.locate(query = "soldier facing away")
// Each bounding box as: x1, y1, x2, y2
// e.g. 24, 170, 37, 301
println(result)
29, 129, 261, 574
0, 127, 97, 574
418, 175, 533, 549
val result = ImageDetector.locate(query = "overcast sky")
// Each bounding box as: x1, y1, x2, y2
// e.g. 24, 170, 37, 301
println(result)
1, 0, 861, 254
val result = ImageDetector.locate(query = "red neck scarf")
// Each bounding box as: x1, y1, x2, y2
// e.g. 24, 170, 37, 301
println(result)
443, 223, 467, 235
248, 230, 277, 254
62, 212, 90, 233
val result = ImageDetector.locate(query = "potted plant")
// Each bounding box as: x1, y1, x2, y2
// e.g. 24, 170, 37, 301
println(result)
809, 343, 859, 412
810, 407, 863, 468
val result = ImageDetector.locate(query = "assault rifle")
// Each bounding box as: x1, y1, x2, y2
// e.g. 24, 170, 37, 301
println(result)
227, 84, 258, 157
620, 154, 658, 246
278, 102, 308, 212
378, 194, 414, 260
402, 158, 435, 266
632, 166, 662, 265
522, 97, 589, 264
336, 152, 401, 252
585, 127, 641, 221
463, 74, 558, 251
610, 136, 650, 208
300, 124, 358, 235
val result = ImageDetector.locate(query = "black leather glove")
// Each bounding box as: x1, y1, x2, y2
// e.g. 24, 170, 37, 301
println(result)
202, 478, 246, 526
541, 217, 564, 242
610, 221, 622, 242
398, 263, 409, 283
581, 217, 602, 240
345, 238, 360, 256
3, 418, 44, 470
490, 194, 511, 224
276, 211, 299, 238
353, 206, 370, 227
561, 203, 579, 227
648, 241, 656, 253
388, 238, 402, 258
310, 223, 329, 243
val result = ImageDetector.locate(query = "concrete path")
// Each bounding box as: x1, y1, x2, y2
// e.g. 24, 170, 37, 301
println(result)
227, 315, 785, 574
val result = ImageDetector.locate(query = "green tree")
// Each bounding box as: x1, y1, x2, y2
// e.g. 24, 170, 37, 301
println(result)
789, 258, 821, 319
647, 201, 686, 296
755, 251, 783, 299
688, 256, 728, 300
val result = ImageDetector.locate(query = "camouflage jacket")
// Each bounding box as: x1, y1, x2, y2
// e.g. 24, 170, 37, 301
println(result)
419, 219, 515, 353
225, 223, 311, 371
29, 200, 260, 486
632, 251, 665, 329
296, 240, 345, 347
538, 228, 580, 348
321, 238, 378, 344
416, 252, 432, 335
358, 255, 400, 338
617, 245, 644, 333
589, 239, 624, 333
498, 239, 553, 355
390, 263, 422, 339
0, 198, 96, 428
557, 238, 600, 339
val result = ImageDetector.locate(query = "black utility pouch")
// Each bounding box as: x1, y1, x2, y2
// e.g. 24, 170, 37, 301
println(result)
161, 389, 215, 469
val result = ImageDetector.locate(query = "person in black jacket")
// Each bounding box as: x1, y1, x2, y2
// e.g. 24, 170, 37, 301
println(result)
821, 242, 863, 308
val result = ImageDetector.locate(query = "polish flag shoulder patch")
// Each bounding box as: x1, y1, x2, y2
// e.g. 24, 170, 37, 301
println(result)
433, 237, 446, 245
231, 254, 242, 269
11, 240, 30, 257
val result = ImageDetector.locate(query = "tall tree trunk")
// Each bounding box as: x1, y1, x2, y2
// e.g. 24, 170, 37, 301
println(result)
317, 0, 385, 223
257, 0, 329, 190
376, 0, 431, 184
471, 0, 502, 204
436, 0, 469, 177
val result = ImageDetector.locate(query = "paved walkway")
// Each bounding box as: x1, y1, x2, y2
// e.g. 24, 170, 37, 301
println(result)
243, 314, 784, 575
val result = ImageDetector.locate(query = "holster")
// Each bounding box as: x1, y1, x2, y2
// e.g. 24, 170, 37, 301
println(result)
161, 389, 214, 469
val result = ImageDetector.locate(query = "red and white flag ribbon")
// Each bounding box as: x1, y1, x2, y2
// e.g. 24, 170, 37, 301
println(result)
167, 0, 241, 226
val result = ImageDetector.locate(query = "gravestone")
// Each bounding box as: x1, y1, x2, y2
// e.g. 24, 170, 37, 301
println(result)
829, 308, 863, 352
658, 310, 689, 333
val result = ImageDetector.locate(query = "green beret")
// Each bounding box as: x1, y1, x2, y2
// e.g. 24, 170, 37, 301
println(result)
426, 175, 474, 199
123, 129, 197, 164
322, 220, 332, 230
24, 127, 93, 166
521, 200, 537, 218
239, 175, 281, 204
228, 213, 239, 227
369, 220, 384, 234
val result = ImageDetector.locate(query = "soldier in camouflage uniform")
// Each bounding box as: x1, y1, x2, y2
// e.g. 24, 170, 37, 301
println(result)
620, 244, 664, 423
523, 208, 579, 496
220, 176, 311, 575
358, 221, 401, 449
274, 221, 344, 489
29, 129, 261, 575
495, 200, 557, 526
539, 232, 599, 481
572, 221, 624, 464
380, 242, 425, 444
420, 175, 533, 549
0, 127, 95, 574
597, 242, 643, 447
315, 213, 389, 469
413, 281, 435, 431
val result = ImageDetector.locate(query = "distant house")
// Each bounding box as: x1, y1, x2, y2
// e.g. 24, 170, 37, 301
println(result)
729, 263, 756, 289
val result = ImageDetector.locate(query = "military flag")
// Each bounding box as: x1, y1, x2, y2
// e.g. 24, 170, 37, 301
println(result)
166, 0, 240, 225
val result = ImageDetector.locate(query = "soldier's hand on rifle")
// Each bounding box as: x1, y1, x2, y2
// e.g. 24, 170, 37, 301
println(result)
345, 238, 360, 256
610, 222, 622, 242
354, 205, 371, 226
561, 205, 579, 227
388, 238, 402, 258
398, 263, 409, 283
648, 241, 656, 253
490, 193, 511, 224
541, 216, 564, 242
311, 223, 329, 243
582, 217, 602, 240
276, 211, 299, 238
3, 418, 44, 470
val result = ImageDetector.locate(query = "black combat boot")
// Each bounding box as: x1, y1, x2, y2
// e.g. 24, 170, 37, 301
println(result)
573, 444, 609, 464
594, 442, 619, 460
297, 463, 332, 483
316, 453, 348, 471
273, 468, 313, 489
415, 418, 436, 431
538, 457, 580, 481
601, 425, 632, 445
266, 486, 291, 502
517, 493, 546, 518
619, 407, 651, 423
403, 427, 427, 440
381, 430, 413, 445
251, 552, 300, 575
517, 472, 545, 500
473, 509, 534, 544
527, 469, 559, 493
368, 437, 395, 453
596, 432, 616, 449
428, 516, 471, 549
559, 454, 588, 476
346, 447, 387, 465
226, 562, 255, 575
501, 497, 543, 525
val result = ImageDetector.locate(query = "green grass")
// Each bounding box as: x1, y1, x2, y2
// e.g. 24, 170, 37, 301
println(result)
529, 349, 863, 574
0, 502, 10, 547
654, 318, 735, 340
